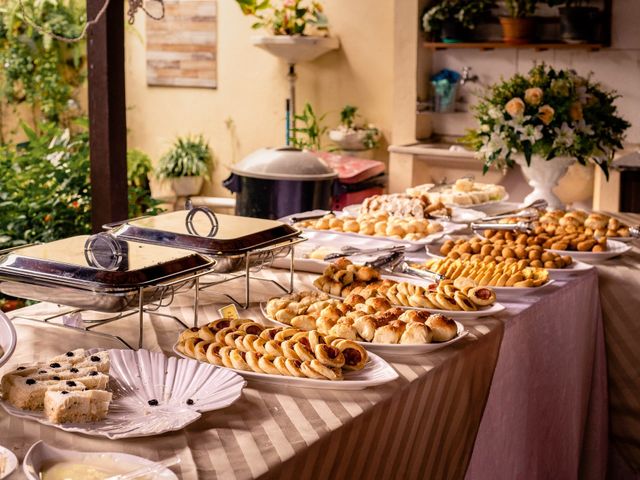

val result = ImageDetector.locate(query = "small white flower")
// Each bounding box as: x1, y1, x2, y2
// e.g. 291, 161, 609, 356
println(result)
515, 123, 544, 144
573, 119, 594, 136
553, 122, 576, 149
481, 124, 490, 132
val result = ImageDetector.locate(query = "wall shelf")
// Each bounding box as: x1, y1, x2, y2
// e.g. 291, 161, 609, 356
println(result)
423, 42, 604, 52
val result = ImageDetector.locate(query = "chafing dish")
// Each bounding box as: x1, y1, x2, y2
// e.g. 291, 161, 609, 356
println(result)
0, 234, 215, 348
105, 208, 306, 307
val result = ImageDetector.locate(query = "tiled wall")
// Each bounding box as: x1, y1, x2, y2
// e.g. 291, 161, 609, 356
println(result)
429, 0, 640, 143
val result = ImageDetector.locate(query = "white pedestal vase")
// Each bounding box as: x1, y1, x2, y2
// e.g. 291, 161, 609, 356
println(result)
514, 155, 575, 209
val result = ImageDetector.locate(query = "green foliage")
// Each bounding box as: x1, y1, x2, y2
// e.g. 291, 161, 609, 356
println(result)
503, 0, 539, 17
339, 105, 357, 129
0, 122, 163, 248
290, 102, 326, 151
127, 149, 163, 218
235, 0, 328, 36
156, 135, 213, 179
0, 120, 91, 248
0, 0, 86, 124
422, 0, 496, 32
461, 63, 630, 178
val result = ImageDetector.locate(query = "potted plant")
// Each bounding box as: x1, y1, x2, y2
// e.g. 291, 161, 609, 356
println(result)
156, 135, 213, 197
329, 105, 381, 152
422, 0, 497, 43
545, 0, 601, 43
462, 64, 630, 208
499, 0, 538, 44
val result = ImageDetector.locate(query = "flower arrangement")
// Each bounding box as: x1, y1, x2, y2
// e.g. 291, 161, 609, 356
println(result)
235, 0, 328, 36
422, 0, 496, 35
462, 64, 630, 178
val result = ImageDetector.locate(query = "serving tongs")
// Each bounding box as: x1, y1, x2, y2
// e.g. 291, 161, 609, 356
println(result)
391, 261, 445, 282
480, 199, 548, 223
323, 245, 406, 261
470, 221, 534, 234
288, 210, 334, 224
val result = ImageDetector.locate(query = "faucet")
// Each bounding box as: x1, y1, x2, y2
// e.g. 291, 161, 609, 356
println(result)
460, 67, 479, 86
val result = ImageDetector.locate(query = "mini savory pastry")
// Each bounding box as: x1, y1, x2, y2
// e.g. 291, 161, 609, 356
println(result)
407, 179, 506, 206
177, 319, 368, 381
359, 193, 450, 220
1, 349, 112, 424
295, 212, 443, 242
313, 259, 497, 308
265, 290, 460, 345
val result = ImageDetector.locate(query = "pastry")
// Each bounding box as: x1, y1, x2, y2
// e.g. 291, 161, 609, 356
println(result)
1, 349, 112, 424
177, 320, 368, 380
295, 212, 443, 241
426, 314, 458, 342
400, 322, 433, 344
407, 179, 506, 206
44, 389, 112, 424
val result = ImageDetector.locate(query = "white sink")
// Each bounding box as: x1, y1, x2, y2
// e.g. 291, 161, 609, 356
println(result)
252, 35, 340, 64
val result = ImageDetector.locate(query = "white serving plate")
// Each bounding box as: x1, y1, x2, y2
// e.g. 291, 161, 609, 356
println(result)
0, 312, 16, 368
342, 204, 487, 223
491, 279, 556, 300
447, 194, 510, 212
23, 441, 177, 480
173, 345, 398, 390
547, 239, 631, 263
259, 306, 469, 355
0, 445, 18, 480
0, 349, 246, 439
422, 247, 594, 279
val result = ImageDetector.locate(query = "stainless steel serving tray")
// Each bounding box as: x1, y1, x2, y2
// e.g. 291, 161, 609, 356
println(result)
106, 210, 303, 256
0, 235, 214, 312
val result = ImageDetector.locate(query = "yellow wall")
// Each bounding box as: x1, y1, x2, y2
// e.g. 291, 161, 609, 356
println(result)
125, 0, 394, 198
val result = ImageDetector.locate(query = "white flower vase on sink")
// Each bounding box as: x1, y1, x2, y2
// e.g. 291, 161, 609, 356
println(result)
515, 155, 575, 209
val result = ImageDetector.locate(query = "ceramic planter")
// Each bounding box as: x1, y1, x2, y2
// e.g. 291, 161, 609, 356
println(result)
170, 176, 204, 197
499, 17, 536, 45
514, 155, 574, 209
329, 128, 380, 151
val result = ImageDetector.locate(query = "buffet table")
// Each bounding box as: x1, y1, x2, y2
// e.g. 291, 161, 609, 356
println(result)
0, 266, 608, 479
597, 213, 640, 479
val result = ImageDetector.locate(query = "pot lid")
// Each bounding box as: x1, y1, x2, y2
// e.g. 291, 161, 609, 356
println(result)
231, 147, 338, 181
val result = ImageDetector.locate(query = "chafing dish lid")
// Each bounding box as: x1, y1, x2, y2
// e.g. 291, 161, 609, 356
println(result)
109, 210, 301, 254
0, 235, 213, 289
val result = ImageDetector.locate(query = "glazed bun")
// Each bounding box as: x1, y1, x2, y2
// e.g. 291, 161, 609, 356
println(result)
426, 314, 458, 342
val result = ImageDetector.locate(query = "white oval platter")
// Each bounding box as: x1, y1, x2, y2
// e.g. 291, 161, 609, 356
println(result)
0, 312, 16, 368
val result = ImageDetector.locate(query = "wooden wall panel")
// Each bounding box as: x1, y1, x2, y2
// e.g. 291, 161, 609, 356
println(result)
146, 0, 217, 88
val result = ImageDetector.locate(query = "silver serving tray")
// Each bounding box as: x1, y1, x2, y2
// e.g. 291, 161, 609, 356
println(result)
106, 210, 302, 255
0, 235, 214, 312
106, 209, 304, 273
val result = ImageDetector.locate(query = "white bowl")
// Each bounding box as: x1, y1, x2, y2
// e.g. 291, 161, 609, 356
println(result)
0, 311, 16, 368
23, 440, 178, 480
0, 445, 18, 480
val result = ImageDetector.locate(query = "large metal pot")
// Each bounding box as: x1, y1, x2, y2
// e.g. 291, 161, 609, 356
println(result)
223, 147, 337, 219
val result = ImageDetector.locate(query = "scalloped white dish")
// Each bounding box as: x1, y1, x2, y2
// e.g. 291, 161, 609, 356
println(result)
23, 441, 177, 480
258, 305, 469, 355
547, 240, 631, 262
173, 345, 398, 390
0, 349, 246, 439
0, 445, 18, 480
0, 312, 16, 369
447, 194, 510, 212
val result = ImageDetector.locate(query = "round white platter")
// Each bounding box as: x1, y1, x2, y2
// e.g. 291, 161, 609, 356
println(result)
259, 304, 471, 355
547, 239, 632, 263
173, 344, 399, 390
0, 445, 18, 480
